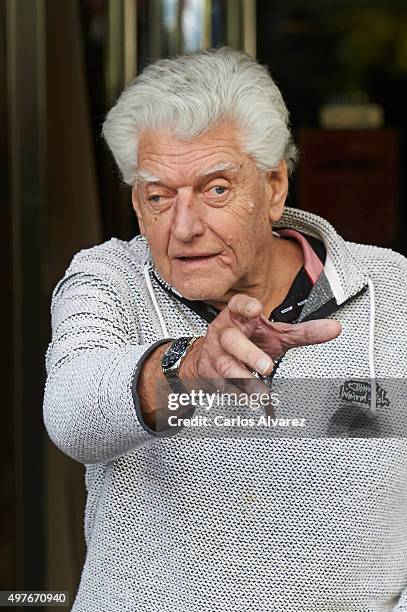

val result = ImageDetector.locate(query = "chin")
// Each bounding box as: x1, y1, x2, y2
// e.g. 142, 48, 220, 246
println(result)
174, 277, 229, 302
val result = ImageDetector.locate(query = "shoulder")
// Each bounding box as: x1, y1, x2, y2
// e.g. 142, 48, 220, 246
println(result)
66, 234, 149, 270
63, 234, 149, 275
345, 242, 407, 316
54, 234, 150, 298
346, 241, 407, 280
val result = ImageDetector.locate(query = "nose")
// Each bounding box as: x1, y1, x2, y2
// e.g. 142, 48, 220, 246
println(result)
171, 188, 205, 242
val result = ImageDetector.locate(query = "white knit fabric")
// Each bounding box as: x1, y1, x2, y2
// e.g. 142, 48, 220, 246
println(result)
43, 208, 407, 612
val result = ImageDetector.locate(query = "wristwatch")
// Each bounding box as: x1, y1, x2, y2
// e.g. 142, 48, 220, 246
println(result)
161, 336, 200, 393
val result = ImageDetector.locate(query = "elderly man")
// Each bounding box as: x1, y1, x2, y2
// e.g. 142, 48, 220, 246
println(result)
43, 48, 407, 611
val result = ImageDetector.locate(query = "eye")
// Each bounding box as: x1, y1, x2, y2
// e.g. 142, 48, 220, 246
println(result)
208, 185, 228, 196
145, 191, 174, 212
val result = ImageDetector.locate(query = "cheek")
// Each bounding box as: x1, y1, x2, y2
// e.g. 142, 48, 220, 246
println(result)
205, 210, 258, 268
144, 217, 171, 257
206, 207, 246, 239
210, 200, 264, 243
206, 196, 270, 268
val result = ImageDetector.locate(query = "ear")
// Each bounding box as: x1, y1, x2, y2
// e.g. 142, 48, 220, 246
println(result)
131, 185, 146, 235
264, 160, 288, 224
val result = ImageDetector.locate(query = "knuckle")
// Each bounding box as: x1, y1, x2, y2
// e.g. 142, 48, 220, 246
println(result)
216, 356, 236, 377
300, 324, 315, 345
218, 326, 237, 347
304, 329, 313, 344
195, 358, 208, 378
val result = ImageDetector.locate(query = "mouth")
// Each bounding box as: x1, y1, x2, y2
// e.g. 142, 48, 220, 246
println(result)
175, 253, 220, 266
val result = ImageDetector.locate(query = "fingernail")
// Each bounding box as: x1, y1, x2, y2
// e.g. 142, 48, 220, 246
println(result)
256, 358, 271, 374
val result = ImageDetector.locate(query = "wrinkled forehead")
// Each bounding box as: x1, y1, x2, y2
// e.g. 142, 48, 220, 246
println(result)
136, 161, 240, 185
135, 125, 252, 187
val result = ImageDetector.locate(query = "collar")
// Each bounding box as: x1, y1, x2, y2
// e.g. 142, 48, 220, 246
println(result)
145, 208, 370, 322
275, 208, 369, 306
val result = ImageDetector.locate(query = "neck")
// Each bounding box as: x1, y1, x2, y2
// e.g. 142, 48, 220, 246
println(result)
206, 232, 304, 319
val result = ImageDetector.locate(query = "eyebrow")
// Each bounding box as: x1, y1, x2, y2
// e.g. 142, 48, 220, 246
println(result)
136, 161, 240, 186
135, 169, 161, 184
196, 161, 240, 177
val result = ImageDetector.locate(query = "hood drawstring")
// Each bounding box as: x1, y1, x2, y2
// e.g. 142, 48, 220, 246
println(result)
143, 262, 169, 338
367, 277, 377, 417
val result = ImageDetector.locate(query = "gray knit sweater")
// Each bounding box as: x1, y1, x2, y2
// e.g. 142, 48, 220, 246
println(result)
43, 208, 407, 612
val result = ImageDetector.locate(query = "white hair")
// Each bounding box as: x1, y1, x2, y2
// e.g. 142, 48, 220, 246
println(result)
102, 47, 298, 186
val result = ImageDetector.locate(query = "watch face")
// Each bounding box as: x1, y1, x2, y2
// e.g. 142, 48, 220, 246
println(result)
161, 337, 192, 368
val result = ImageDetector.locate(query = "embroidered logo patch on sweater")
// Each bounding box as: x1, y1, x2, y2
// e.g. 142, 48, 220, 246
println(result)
339, 380, 390, 409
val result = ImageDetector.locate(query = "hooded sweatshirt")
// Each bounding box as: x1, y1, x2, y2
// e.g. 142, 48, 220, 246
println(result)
43, 207, 407, 612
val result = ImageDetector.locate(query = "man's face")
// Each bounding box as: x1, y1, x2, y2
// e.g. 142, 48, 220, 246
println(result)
132, 123, 286, 301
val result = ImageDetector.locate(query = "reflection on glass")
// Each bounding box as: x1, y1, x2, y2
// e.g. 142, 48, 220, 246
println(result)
182, 0, 206, 51
135, 0, 254, 71
162, 0, 179, 56
163, 0, 178, 30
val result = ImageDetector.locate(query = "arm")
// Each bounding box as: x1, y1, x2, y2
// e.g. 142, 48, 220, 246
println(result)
43, 257, 341, 466
43, 256, 173, 464
393, 588, 407, 611
137, 341, 174, 431
137, 337, 206, 431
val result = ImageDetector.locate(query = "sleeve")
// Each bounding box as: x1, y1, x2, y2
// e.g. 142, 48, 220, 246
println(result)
393, 588, 407, 611
42, 256, 172, 465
